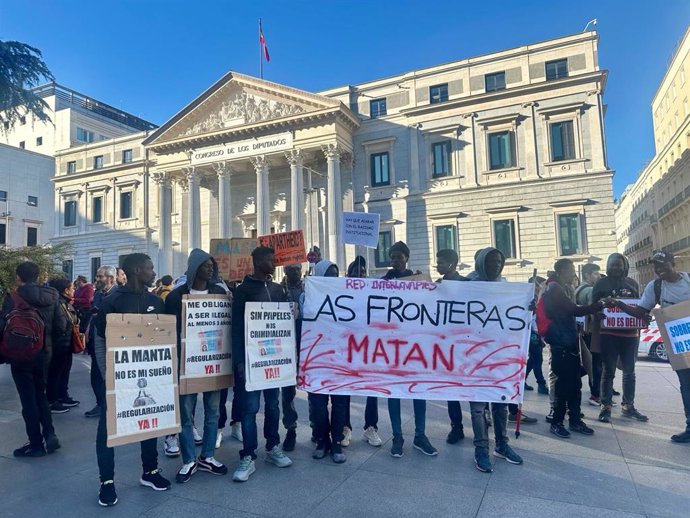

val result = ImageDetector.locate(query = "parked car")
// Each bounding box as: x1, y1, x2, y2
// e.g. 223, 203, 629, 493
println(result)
638, 320, 668, 362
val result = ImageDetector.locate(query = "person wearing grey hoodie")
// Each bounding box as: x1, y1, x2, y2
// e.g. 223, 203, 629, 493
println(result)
164, 249, 229, 483
467, 247, 524, 473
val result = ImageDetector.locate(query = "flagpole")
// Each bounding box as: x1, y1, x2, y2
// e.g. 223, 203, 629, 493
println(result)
259, 18, 263, 79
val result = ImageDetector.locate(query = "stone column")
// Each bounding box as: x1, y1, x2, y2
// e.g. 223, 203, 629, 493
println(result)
285, 149, 304, 231
152, 172, 173, 275
213, 162, 233, 238
183, 167, 202, 254
322, 144, 344, 269
250, 155, 270, 236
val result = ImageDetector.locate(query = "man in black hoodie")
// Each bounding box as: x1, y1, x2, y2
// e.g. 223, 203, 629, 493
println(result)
231, 247, 293, 482
0, 261, 64, 457
165, 248, 229, 483
94, 253, 171, 506
592, 253, 648, 423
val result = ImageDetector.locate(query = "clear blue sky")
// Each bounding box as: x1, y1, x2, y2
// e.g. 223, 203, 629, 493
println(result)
2, 0, 689, 197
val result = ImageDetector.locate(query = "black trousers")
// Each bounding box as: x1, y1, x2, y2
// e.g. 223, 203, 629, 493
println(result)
89, 350, 104, 407
47, 348, 73, 403
11, 350, 55, 448
551, 347, 583, 426
447, 400, 464, 428
309, 393, 349, 445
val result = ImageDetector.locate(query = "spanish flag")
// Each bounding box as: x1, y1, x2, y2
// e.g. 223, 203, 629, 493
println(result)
259, 20, 270, 62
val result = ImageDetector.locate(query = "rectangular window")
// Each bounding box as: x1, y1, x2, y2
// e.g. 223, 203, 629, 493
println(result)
0, 223, 6, 245
370, 98, 387, 118
375, 231, 392, 268
92, 196, 103, 223
370, 152, 390, 186
432, 141, 452, 177
545, 59, 568, 81
429, 84, 449, 104
93, 155, 103, 169
19, 116, 26, 125
91, 257, 101, 283
77, 127, 94, 143
558, 213, 584, 256
27, 195, 38, 207
120, 191, 132, 219
64, 200, 77, 227
488, 131, 516, 170
62, 260, 73, 280
36, 136, 43, 146
435, 224, 457, 253
0, 190, 7, 202
550, 121, 576, 161
26, 227, 38, 247
493, 219, 517, 259
19, 141, 25, 149
485, 72, 506, 92
67, 161, 77, 174
122, 149, 133, 163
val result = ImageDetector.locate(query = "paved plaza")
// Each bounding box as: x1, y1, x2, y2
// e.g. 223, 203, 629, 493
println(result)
0, 355, 689, 517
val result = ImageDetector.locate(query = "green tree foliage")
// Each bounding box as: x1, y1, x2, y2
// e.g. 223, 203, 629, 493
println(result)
0, 242, 73, 298
0, 40, 55, 133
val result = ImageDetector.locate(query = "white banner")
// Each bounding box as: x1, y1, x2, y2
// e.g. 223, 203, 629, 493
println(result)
299, 277, 533, 403
340, 211, 380, 248
244, 302, 297, 391
190, 132, 293, 165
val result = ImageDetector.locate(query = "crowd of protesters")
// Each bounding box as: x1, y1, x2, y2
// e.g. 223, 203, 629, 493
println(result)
1, 242, 689, 507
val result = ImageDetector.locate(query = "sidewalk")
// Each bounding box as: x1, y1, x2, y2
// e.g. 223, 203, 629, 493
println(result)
0, 355, 688, 517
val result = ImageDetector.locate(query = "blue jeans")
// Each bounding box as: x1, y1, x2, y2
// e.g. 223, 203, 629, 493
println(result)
470, 401, 508, 451
180, 391, 220, 463
240, 385, 280, 459
388, 398, 426, 437
447, 401, 464, 428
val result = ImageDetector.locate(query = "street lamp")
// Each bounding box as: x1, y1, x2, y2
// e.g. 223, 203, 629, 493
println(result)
583, 19, 597, 32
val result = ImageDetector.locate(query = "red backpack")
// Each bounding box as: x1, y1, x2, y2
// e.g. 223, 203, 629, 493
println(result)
0, 292, 45, 362
535, 280, 555, 338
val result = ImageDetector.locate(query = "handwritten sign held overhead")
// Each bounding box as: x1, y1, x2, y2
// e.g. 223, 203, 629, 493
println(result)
340, 211, 380, 248
258, 230, 307, 267
210, 238, 255, 282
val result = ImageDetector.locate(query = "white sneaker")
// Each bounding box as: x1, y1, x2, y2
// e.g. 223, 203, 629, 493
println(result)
193, 426, 203, 445
342, 426, 352, 447
363, 426, 383, 447
230, 422, 243, 442
215, 428, 223, 449
233, 456, 255, 482
265, 445, 292, 468
164, 435, 180, 457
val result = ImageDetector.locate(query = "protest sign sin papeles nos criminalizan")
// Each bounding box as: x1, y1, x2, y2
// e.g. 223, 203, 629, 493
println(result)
299, 277, 534, 403
210, 238, 255, 282
340, 211, 380, 248
602, 299, 647, 330
257, 230, 307, 267
653, 299, 690, 371
244, 302, 297, 391
105, 314, 180, 447
180, 294, 233, 394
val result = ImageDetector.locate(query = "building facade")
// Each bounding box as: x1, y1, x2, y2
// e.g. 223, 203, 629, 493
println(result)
54, 31, 617, 281
616, 26, 690, 285
0, 143, 55, 247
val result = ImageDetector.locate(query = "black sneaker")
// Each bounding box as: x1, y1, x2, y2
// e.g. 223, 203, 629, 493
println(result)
60, 397, 80, 408
446, 425, 464, 444
494, 444, 523, 465
612, 389, 621, 396
13, 443, 46, 458
569, 421, 594, 435
175, 461, 197, 483
474, 448, 493, 473
50, 402, 70, 414
622, 405, 649, 422
390, 434, 404, 458
545, 409, 554, 423
599, 407, 612, 423
45, 435, 61, 454
282, 429, 296, 452
509, 412, 537, 424
197, 456, 228, 475
98, 480, 117, 507
84, 405, 101, 418
331, 442, 346, 464
550, 423, 570, 438
524, 383, 534, 391
671, 430, 690, 443
140, 468, 171, 491
312, 439, 329, 460
413, 435, 438, 456
537, 383, 549, 395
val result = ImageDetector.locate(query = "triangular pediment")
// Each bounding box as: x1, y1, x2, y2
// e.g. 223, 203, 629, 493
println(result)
144, 71, 346, 147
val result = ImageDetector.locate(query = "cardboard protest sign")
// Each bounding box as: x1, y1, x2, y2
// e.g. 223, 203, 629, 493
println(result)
105, 314, 180, 447
180, 295, 233, 394
652, 300, 690, 371
210, 238, 255, 282
299, 277, 533, 403
257, 230, 307, 267
341, 211, 380, 248
603, 299, 647, 330
244, 302, 297, 391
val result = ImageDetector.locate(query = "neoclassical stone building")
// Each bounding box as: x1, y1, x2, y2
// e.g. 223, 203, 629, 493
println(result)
53, 31, 616, 281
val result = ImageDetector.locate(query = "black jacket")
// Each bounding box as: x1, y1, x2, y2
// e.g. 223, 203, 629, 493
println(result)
0, 282, 64, 355
231, 275, 286, 368
53, 295, 79, 352
96, 286, 165, 339
543, 279, 600, 351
